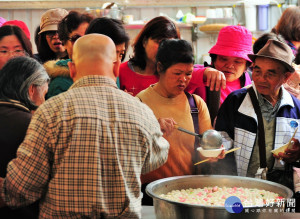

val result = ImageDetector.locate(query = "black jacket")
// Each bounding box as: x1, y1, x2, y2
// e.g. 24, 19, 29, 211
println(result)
0, 100, 39, 218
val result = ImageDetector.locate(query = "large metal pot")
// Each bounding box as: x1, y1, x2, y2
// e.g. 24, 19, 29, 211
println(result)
146, 175, 293, 219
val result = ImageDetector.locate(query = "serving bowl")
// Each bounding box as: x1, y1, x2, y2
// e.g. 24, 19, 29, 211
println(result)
197, 147, 223, 158
146, 175, 293, 219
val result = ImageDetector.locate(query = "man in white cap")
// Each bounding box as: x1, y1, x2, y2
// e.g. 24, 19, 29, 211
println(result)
0, 34, 170, 218
215, 39, 300, 190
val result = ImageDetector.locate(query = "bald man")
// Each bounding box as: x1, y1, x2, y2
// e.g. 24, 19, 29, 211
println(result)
0, 34, 169, 218
68, 33, 120, 82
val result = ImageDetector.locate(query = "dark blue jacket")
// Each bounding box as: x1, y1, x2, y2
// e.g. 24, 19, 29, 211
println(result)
215, 84, 300, 176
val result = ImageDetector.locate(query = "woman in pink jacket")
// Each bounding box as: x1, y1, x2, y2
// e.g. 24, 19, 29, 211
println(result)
185, 25, 253, 123
186, 25, 253, 104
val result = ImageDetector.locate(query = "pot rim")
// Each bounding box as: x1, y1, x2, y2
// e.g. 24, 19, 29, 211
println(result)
145, 175, 293, 209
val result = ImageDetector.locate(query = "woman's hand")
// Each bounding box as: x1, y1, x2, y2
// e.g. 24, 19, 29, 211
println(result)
274, 138, 300, 163
199, 149, 226, 163
203, 67, 226, 91
157, 118, 177, 137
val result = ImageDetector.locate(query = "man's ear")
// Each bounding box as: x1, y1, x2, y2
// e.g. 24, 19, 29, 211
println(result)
113, 60, 120, 79
284, 72, 293, 82
68, 61, 76, 81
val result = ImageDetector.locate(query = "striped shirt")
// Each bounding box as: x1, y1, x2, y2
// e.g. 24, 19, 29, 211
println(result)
1, 75, 169, 218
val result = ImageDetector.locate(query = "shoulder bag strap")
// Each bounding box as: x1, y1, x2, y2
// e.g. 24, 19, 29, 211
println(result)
248, 87, 267, 168
184, 91, 199, 137
184, 91, 201, 174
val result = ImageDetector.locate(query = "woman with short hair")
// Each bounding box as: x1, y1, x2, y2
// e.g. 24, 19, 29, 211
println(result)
136, 39, 212, 205
85, 17, 130, 87
0, 56, 49, 217
58, 11, 93, 59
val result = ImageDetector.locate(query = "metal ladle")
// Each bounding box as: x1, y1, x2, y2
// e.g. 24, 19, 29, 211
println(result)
175, 126, 222, 149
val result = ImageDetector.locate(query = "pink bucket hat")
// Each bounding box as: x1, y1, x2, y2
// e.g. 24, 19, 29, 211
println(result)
208, 25, 253, 62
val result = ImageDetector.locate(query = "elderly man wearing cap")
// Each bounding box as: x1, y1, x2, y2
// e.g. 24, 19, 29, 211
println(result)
215, 39, 300, 190
35, 8, 68, 63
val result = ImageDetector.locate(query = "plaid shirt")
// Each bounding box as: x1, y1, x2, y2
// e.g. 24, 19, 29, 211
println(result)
1, 76, 169, 218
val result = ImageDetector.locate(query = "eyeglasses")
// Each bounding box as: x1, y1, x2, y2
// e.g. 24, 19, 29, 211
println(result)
0, 49, 25, 57
67, 35, 81, 44
46, 31, 58, 39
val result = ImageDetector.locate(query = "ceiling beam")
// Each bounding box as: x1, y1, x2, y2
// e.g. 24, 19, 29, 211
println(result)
0, 0, 250, 9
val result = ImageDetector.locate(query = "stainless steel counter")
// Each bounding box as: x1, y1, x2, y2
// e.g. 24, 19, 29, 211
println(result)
142, 206, 155, 219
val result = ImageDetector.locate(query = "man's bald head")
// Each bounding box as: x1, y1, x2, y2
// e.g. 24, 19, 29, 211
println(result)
69, 34, 117, 81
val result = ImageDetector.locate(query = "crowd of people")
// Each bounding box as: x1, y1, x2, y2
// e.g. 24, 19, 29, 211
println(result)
0, 5, 300, 218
